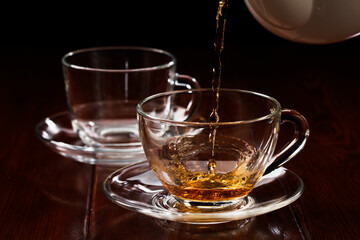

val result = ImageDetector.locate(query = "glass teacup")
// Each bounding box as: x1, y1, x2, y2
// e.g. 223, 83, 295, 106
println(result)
62, 46, 199, 149
137, 89, 309, 212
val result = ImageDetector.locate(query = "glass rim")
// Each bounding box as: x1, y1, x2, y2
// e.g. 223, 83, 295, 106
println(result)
62, 46, 176, 72
137, 88, 282, 126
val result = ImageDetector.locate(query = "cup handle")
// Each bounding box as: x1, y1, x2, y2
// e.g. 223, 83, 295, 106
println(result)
264, 109, 310, 175
174, 74, 201, 90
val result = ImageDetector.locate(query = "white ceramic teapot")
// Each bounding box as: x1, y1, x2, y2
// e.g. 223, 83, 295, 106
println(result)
245, 0, 360, 44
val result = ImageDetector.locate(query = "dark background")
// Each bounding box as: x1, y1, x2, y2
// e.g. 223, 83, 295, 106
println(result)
1, 0, 359, 113
2, 2, 359, 72
3, 1, 275, 48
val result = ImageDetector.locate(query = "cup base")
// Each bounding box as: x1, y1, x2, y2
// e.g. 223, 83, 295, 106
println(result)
153, 193, 253, 214
74, 119, 142, 149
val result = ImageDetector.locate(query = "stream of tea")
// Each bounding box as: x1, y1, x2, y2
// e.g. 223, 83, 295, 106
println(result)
208, 0, 229, 174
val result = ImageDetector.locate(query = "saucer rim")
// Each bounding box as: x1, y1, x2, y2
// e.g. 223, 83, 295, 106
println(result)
103, 161, 304, 224
35, 111, 146, 165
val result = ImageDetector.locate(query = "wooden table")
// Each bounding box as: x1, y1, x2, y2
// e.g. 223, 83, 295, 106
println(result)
1, 5, 360, 238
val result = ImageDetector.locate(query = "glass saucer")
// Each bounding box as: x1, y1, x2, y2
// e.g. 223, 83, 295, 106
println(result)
103, 161, 304, 224
35, 111, 146, 166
